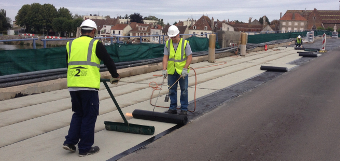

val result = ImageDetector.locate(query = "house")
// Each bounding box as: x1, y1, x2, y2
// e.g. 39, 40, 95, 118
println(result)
150, 25, 163, 43
143, 20, 158, 26
213, 20, 234, 32
129, 23, 152, 42
283, 8, 340, 31
92, 18, 119, 36
83, 14, 105, 20
279, 12, 307, 33
118, 18, 130, 24
188, 15, 213, 37
228, 16, 274, 34
100, 25, 113, 37
111, 24, 131, 36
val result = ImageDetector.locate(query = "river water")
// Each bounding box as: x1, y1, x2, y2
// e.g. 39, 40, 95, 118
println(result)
0, 43, 46, 50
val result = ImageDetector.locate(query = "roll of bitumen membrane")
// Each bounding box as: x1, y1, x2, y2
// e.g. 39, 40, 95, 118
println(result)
132, 109, 188, 125
260, 66, 288, 72
294, 47, 305, 50
297, 51, 314, 54
299, 53, 318, 57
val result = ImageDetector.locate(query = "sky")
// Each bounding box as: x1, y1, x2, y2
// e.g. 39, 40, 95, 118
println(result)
1, 0, 339, 25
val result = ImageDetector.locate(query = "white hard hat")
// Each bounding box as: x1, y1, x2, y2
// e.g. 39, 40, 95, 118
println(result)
298, 35, 301, 38
168, 25, 179, 37
80, 19, 97, 30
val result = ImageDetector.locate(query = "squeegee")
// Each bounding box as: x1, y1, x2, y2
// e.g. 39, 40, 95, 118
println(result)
101, 79, 155, 135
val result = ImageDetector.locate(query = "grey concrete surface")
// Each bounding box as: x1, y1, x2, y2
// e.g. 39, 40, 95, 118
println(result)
0, 39, 332, 161
120, 46, 340, 161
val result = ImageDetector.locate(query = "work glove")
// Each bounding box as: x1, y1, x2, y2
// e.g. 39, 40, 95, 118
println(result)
182, 68, 188, 77
110, 76, 120, 84
162, 70, 167, 78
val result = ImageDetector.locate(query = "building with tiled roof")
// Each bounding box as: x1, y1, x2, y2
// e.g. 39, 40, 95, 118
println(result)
92, 18, 119, 35
228, 16, 274, 34
279, 12, 307, 33
284, 8, 340, 31
111, 24, 131, 36
129, 23, 152, 42
150, 25, 163, 43
188, 15, 213, 37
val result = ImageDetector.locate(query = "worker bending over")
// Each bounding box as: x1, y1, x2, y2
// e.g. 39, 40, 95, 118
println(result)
63, 19, 120, 157
162, 25, 192, 115
295, 35, 303, 48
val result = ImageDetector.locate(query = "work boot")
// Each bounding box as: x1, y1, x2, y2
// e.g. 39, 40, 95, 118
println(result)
165, 109, 177, 114
79, 146, 100, 157
63, 144, 76, 152
179, 110, 187, 115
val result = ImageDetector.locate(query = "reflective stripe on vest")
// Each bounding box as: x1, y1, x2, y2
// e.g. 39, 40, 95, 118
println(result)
67, 37, 101, 89
68, 39, 100, 68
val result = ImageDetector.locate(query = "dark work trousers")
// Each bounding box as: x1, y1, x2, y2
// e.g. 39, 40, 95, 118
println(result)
64, 90, 99, 153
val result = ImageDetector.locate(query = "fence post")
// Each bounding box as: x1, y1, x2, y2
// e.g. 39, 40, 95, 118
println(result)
33, 39, 36, 49
140, 36, 142, 43
43, 40, 46, 48
208, 34, 216, 63
159, 35, 161, 44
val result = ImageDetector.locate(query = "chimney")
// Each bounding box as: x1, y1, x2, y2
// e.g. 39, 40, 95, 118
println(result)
280, 12, 282, 19
249, 17, 252, 24
211, 17, 214, 31
263, 16, 266, 27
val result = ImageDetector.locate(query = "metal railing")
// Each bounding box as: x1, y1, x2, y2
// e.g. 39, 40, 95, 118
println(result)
1, 33, 218, 49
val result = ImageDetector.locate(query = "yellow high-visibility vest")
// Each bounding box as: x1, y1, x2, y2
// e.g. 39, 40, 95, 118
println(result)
297, 38, 301, 44
66, 36, 101, 89
166, 38, 190, 75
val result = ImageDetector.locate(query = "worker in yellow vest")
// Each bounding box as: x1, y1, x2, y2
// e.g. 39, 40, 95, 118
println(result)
295, 35, 303, 48
63, 19, 120, 157
162, 25, 192, 115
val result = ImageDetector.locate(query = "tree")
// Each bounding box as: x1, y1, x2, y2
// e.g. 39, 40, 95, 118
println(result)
15, 4, 31, 32
104, 15, 110, 19
41, 4, 57, 35
259, 16, 270, 25
326, 27, 333, 32
158, 19, 164, 26
144, 15, 158, 20
52, 17, 67, 36
58, 7, 72, 20
72, 18, 83, 34
124, 14, 129, 19
270, 20, 280, 31
73, 14, 83, 19
28, 3, 43, 33
129, 13, 143, 23
173, 21, 177, 25
62, 19, 72, 37
317, 27, 324, 30
0, 9, 11, 31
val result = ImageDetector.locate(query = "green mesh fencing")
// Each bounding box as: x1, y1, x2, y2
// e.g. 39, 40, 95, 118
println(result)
0, 47, 66, 76
248, 32, 308, 44
0, 36, 210, 76
186, 36, 209, 52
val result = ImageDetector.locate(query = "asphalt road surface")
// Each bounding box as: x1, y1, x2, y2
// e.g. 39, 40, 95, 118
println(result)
120, 48, 340, 161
